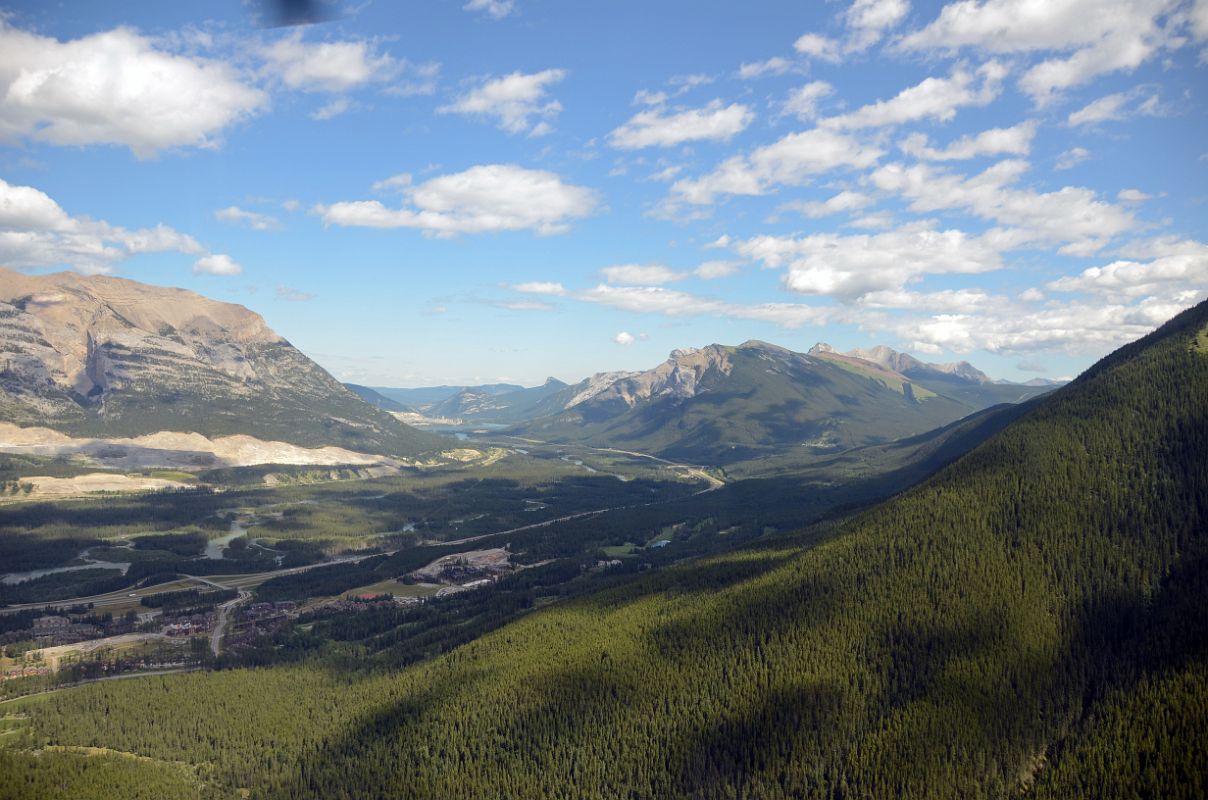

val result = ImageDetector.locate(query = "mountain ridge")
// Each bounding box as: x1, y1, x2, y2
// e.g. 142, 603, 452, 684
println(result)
0, 267, 443, 456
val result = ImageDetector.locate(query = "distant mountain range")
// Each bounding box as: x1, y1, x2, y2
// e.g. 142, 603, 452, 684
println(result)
0, 267, 1059, 466
378, 340, 1058, 463
0, 267, 442, 457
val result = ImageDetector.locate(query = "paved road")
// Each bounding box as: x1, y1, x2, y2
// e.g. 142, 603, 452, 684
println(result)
209, 590, 250, 657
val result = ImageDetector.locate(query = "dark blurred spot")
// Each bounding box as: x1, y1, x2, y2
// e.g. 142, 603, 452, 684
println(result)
256, 0, 339, 28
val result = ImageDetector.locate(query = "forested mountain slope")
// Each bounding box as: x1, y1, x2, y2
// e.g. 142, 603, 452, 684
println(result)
4, 301, 1206, 799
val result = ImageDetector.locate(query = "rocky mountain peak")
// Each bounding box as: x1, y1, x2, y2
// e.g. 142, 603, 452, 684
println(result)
0, 267, 438, 455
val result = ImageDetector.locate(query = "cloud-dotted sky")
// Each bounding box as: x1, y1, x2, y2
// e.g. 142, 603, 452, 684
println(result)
0, 0, 1205, 385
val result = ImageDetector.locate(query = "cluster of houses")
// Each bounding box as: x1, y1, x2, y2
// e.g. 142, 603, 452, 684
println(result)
161, 612, 215, 637
30, 615, 101, 646
0, 664, 50, 681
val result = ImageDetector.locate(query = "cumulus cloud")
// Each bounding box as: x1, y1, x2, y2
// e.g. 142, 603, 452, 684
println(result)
670, 129, 883, 205
315, 164, 599, 236
899, 120, 1037, 160
438, 69, 566, 136
193, 254, 243, 276
783, 81, 834, 120
608, 100, 754, 149
464, 0, 515, 19
870, 159, 1135, 253
886, 294, 1203, 355
821, 61, 1006, 130
793, 0, 911, 63
735, 227, 1003, 302
261, 31, 401, 93
794, 33, 844, 63
898, 0, 1184, 105
613, 331, 636, 345
0, 178, 214, 275
215, 206, 281, 231
0, 22, 264, 158
1047, 238, 1208, 300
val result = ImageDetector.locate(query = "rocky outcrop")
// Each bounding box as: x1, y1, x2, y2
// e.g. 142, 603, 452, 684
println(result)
0, 267, 441, 455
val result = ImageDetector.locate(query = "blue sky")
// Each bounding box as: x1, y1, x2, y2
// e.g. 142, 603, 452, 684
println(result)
1, 0, 1205, 387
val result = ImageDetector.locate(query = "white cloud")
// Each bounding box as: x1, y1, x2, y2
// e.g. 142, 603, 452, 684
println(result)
847, 0, 911, 33
464, 0, 515, 19
371, 173, 413, 193
601, 264, 688, 285
608, 100, 754, 149
822, 61, 1006, 130
898, 0, 1183, 105
316, 164, 599, 237
635, 89, 670, 106
649, 165, 686, 182
1047, 238, 1208, 299
0, 178, 208, 274
887, 293, 1204, 355
900, 120, 1037, 160
792, 0, 911, 63
1055, 146, 1090, 170
857, 287, 1007, 312
614, 331, 636, 346
848, 211, 896, 229
783, 81, 834, 120
670, 128, 883, 205
737, 57, 799, 79
0, 22, 265, 158
193, 254, 243, 276
871, 159, 1135, 253
578, 284, 834, 328
793, 33, 843, 63
512, 281, 567, 295
261, 32, 402, 93
311, 97, 354, 121
782, 190, 874, 219
215, 206, 280, 231
599, 261, 742, 284
1117, 188, 1155, 202
670, 73, 715, 90
736, 227, 1003, 302
438, 69, 566, 136
694, 260, 742, 279
1067, 88, 1159, 126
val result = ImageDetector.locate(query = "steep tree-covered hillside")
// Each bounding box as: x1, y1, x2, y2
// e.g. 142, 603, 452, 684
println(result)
5, 301, 1206, 798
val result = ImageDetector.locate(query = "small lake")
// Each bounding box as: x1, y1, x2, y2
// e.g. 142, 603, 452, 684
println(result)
204, 518, 249, 559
